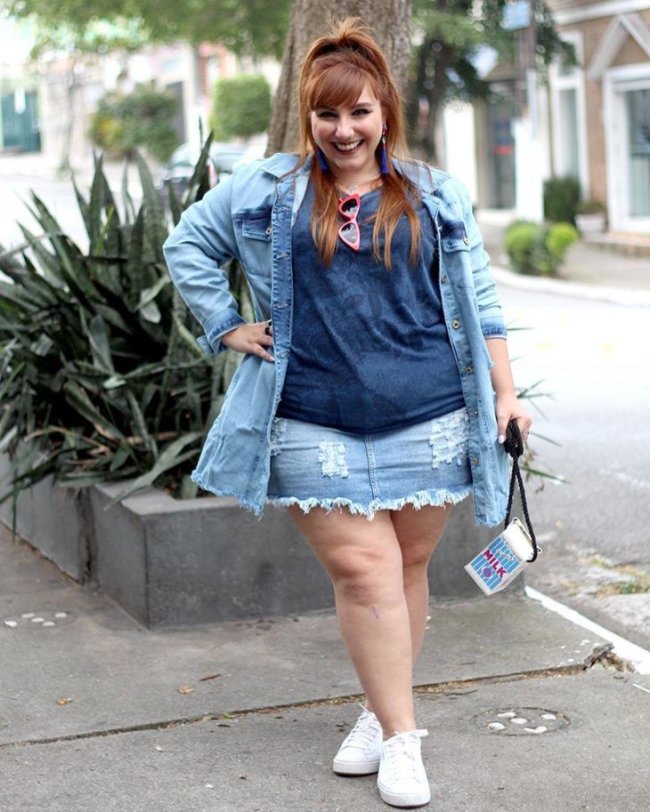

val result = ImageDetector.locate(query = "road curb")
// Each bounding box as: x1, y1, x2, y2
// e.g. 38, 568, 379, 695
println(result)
492, 266, 650, 307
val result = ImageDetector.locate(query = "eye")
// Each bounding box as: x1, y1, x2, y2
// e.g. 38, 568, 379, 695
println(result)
353, 108, 372, 116
315, 110, 336, 118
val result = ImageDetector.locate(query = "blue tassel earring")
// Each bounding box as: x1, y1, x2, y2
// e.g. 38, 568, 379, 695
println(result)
316, 147, 329, 171
380, 125, 389, 175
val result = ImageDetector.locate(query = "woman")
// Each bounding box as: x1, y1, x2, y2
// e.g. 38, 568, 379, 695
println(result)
164, 18, 531, 809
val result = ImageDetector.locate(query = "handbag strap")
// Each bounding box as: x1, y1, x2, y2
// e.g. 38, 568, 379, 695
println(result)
503, 420, 540, 562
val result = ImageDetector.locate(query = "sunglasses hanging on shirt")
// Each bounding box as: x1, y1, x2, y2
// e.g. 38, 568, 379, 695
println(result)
338, 194, 361, 252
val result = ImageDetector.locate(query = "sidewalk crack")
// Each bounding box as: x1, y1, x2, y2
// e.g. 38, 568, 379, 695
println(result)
0, 661, 602, 751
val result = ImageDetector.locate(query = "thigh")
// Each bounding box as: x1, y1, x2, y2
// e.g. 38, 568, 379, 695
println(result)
288, 506, 402, 582
390, 504, 452, 567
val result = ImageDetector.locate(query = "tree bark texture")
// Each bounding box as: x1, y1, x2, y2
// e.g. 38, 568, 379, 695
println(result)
267, 0, 412, 155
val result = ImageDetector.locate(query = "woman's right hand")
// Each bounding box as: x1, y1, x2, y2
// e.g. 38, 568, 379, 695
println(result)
221, 321, 274, 363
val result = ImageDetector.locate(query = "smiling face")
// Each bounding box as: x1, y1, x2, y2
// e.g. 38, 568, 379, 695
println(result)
309, 83, 384, 184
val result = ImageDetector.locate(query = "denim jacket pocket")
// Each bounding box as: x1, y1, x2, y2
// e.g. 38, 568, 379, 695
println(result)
440, 232, 471, 253
241, 209, 273, 241
238, 208, 273, 279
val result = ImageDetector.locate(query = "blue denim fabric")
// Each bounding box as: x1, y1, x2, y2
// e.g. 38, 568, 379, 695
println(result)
276, 183, 465, 433
163, 153, 510, 526
267, 408, 473, 520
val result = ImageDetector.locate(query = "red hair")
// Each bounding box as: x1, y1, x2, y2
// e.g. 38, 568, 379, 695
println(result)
296, 18, 420, 268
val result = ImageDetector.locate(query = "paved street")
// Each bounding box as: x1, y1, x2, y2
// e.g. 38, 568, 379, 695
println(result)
500, 286, 650, 649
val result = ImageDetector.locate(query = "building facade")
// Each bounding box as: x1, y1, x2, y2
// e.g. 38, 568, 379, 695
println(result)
550, 0, 650, 234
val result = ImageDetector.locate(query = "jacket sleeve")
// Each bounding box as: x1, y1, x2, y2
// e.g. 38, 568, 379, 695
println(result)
163, 174, 246, 355
442, 178, 507, 340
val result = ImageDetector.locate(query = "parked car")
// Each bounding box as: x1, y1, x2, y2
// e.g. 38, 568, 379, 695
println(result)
157, 141, 247, 202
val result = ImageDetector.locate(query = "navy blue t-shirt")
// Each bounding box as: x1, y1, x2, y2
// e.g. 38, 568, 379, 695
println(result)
276, 184, 465, 434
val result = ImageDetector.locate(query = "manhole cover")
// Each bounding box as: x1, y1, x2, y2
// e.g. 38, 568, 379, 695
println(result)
473, 707, 570, 735
2, 610, 76, 630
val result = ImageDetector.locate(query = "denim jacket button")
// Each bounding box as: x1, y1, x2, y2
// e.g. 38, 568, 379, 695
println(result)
265, 226, 272, 235
465, 365, 474, 374
440, 274, 448, 283
471, 456, 479, 466
463, 234, 469, 244
451, 319, 461, 329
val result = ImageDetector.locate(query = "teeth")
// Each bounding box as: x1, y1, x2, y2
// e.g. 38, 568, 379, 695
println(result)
335, 141, 361, 151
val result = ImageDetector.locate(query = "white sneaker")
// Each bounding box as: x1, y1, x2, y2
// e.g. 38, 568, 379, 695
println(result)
332, 705, 383, 775
377, 729, 431, 808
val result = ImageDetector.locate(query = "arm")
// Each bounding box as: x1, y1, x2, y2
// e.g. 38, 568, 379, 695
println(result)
163, 175, 246, 355
486, 338, 532, 444
444, 177, 532, 443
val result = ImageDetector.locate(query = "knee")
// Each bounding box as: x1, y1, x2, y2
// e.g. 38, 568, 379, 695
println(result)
328, 551, 402, 606
401, 542, 435, 573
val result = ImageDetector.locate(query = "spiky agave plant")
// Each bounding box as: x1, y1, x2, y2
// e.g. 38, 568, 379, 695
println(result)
0, 139, 252, 509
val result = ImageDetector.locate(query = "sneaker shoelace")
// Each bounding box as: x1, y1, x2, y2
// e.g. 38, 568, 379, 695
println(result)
344, 706, 381, 750
381, 729, 429, 783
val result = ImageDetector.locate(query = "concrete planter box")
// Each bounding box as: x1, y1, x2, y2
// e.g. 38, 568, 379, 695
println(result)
1, 453, 519, 626
576, 213, 606, 234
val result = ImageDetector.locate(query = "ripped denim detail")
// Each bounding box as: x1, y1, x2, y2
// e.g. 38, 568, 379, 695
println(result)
429, 408, 470, 470
269, 417, 287, 457
318, 442, 349, 478
267, 487, 471, 521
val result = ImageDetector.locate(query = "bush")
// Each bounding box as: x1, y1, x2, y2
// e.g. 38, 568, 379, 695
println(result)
546, 222, 579, 260
210, 75, 272, 140
503, 221, 540, 275
90, 85, 180, 163
0, 140, 251, 509
543, 176, 581, 224
504, 220, 578, 276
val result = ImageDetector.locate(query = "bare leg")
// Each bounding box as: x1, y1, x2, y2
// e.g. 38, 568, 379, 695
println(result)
289, 505, 415, 737
392, 504, 452, 663
365, 504, 452, 714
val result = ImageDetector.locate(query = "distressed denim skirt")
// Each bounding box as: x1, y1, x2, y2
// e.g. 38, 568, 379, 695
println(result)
266, 406, 473, 520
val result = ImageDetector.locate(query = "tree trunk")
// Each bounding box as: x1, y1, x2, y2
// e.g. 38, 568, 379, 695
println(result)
59, 56, 80, 175
407, 35, 456, 165
267, 0, 412, 154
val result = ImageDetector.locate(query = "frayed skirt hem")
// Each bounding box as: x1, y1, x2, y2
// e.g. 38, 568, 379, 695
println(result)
266, 487, 472, 521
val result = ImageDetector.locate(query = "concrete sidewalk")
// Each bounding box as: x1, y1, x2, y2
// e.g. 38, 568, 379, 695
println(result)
2, 526, 649, 811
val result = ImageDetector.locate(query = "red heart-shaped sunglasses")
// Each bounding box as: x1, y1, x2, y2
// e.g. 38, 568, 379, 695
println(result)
338, 194, 361, 251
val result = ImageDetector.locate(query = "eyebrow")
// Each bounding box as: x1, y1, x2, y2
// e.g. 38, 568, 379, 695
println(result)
315, 100, 376, 111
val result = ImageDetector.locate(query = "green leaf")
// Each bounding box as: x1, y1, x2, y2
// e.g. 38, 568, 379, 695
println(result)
183, 134, 213, 206
137, 274, 169, 313
87, 314, 115, 372
167, 182, 182, 226
72, 174, 92, 238
63, 381, 125, 440
109, 432, 202, 503
121, 160, 137, 224
134, 150, 167, 262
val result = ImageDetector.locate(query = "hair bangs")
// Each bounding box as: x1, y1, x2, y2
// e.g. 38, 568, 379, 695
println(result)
307, 60, 377, 114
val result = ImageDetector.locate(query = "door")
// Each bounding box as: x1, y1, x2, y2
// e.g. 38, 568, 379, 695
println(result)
1, 90, 41, 152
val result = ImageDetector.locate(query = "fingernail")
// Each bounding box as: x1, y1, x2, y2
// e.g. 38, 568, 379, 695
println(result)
498, 434, 505, 444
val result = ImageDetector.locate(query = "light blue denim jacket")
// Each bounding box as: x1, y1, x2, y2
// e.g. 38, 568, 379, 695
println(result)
163, 153, 510, 526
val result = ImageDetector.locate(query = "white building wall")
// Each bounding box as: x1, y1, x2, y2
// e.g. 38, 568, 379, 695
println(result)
442, 102, 478, 202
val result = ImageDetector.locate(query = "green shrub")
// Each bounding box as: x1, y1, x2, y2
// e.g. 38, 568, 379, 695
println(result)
210, 75, 272, 140
504, 220, 577, 276
546, 222, 579, 260
90, 85, 180, 163
0, 140, 251, 509
543, 176, 581, 224
503, 221, 540, 275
